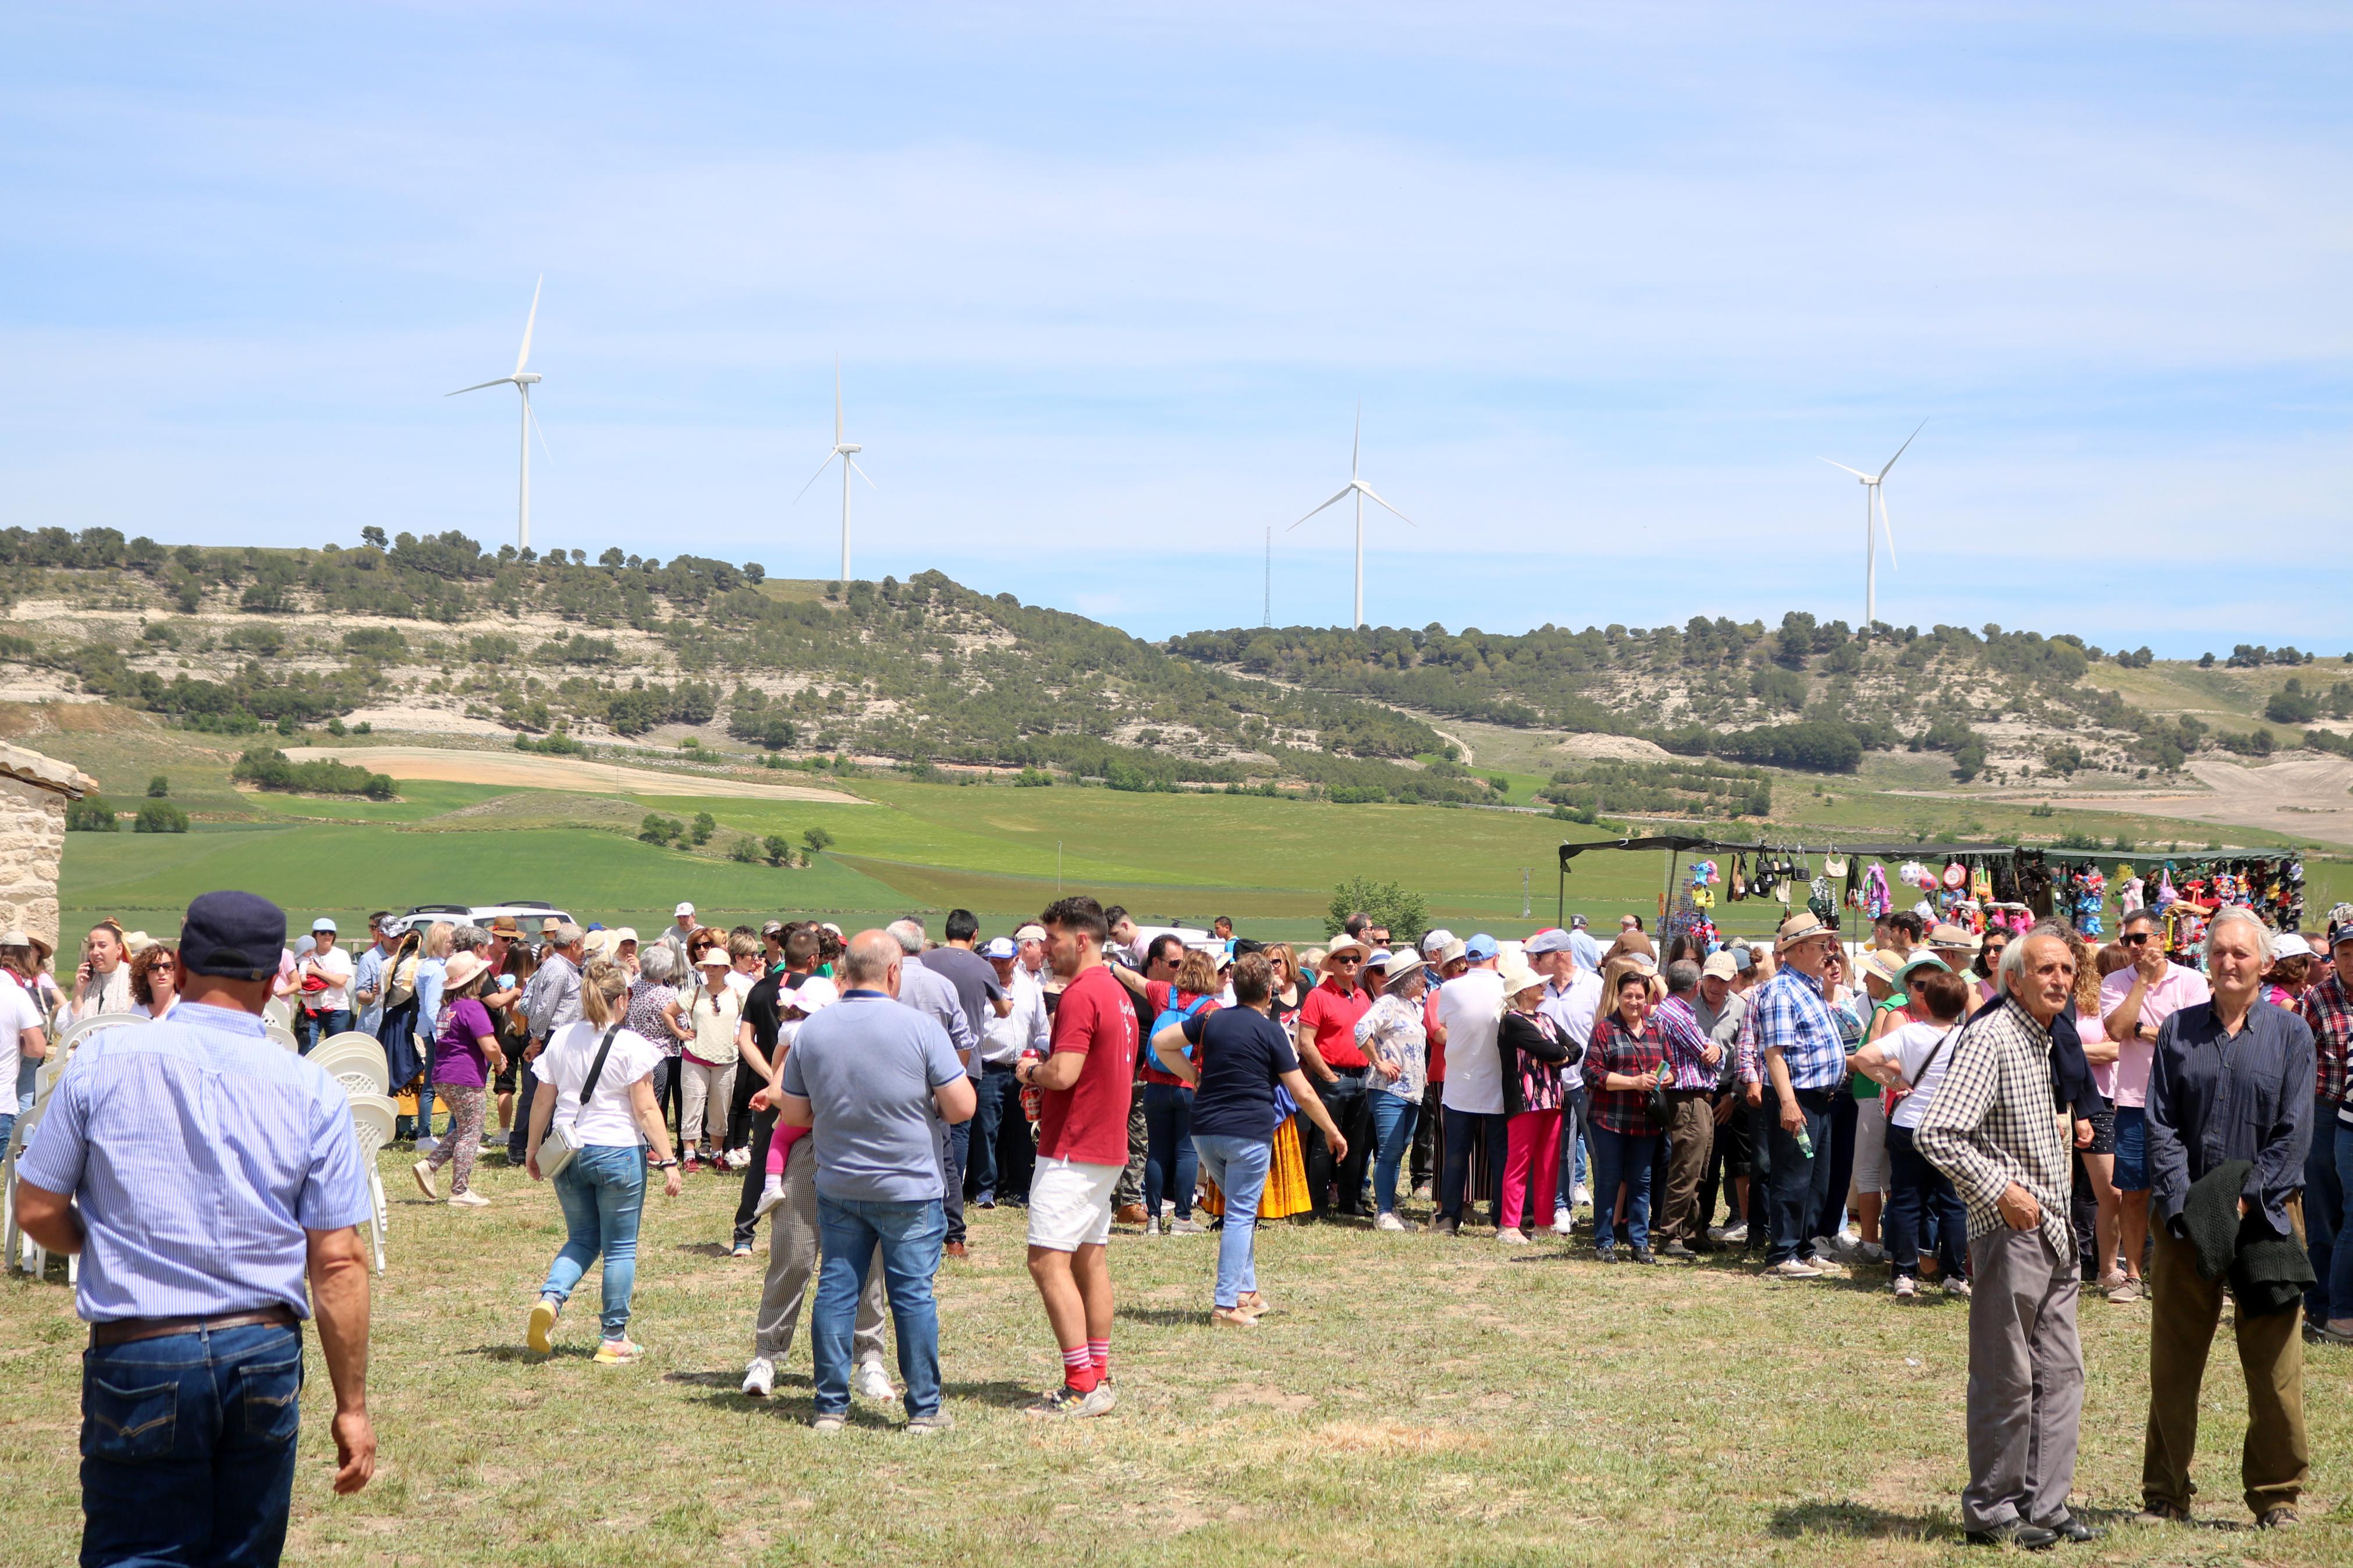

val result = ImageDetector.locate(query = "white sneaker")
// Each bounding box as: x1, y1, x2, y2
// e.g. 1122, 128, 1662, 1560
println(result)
1719, 1221, 1748, 1244
853, 1360, 899, 1402
753, 1176, 786, 1219
741, 1356, 775, 1398
1496, 1226, 1530, 1246
1552, 1207, 1575, 1236
1169, 1217, 1204, 1235
724, 1147, 753, 1171
411, 1160, 437, 1200
1571, 1184, 1592, 1208
448, 1189, 489, 1208
1375, 1212, 1408, 1232
1767, 1258, 1823, 1279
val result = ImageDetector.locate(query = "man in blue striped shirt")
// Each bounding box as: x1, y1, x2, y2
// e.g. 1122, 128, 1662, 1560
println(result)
16, 890, 377, 1566
1754, 911, 1850, 1277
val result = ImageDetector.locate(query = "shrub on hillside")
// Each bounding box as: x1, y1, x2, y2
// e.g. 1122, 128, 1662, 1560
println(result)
134, 801, 190, 833
232, 748, 395, 799
66, 797, 119, 831
1326, 876, 1427, 943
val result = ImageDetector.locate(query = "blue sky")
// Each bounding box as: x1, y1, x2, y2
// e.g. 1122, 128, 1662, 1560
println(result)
4, 3, 2348, 653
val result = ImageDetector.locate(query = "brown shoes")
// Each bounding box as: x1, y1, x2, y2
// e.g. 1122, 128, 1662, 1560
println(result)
1114, 1203, 1148, 1226
943, 1240, 968, 1260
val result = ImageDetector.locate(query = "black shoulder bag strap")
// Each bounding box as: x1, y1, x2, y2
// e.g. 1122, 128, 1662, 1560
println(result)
577, 1023, 623, 1107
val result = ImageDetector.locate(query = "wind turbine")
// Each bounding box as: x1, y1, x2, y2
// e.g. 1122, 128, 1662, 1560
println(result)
1822, 418, 1925, 628
447, 276, 548, 551
1287, 406, 1414, 629
794, 357, 874, 583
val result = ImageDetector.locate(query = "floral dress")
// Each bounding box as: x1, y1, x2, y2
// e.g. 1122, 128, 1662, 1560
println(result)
1354, 993, 1429, 1103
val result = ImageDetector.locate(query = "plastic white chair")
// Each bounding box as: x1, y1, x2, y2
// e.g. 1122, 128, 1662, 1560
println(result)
5, 1055, 77, 1283
51, 1011, 149, 1057
310, 1037, 390, 1100
265, 1023, 299, 1053
264, 997, 294, 1032
346, 1094, 398, 1274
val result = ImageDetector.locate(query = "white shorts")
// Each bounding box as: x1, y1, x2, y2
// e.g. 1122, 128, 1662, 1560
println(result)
1026, 1157, 1120, 1252
1851, 1095, 1891, 1194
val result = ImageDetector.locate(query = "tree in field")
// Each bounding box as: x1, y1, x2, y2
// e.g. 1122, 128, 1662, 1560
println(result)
803, 826, 836, 855
729, 834, 760, 863
1326, 876, 1427, 943
763, 834, 795, 867
147, 775, 170, 798
690, 811, 716, 846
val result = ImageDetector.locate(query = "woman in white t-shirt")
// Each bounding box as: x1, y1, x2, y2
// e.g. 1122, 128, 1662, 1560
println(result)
0, 935, 51, 1155
1855, 966, 1972, 1301
525, 958, 682, 1364
679, 948, 743, 1172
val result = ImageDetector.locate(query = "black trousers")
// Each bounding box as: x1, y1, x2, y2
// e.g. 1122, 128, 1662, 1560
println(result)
726, 1057, 761, 1152
733, 1105, 778, 1250
1303, 1072, 1374, 1218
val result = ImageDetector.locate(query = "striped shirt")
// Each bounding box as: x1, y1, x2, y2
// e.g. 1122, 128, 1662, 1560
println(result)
17, 1001, 374, 1322
2298, 968, 2351, 1110
1749, 966, 1847, 1091
1912, 995, 2074, 1264
1652, 994, 1717, 1091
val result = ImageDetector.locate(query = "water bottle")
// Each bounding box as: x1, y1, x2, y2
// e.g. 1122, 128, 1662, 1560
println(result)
1795, 1123, 1815, 1158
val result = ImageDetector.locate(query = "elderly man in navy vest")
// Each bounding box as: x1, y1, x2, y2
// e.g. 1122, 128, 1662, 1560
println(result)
17, 890, 377, 1566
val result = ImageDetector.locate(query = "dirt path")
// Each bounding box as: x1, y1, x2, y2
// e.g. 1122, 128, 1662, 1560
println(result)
282, 746, 869, 804
1898, 756, 2353, 847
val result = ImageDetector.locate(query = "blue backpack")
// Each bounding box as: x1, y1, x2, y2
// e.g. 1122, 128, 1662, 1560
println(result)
1152, 990, 1215, 1063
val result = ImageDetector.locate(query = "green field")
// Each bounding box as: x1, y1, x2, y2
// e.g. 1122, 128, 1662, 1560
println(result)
2, 1152, 2347, 1566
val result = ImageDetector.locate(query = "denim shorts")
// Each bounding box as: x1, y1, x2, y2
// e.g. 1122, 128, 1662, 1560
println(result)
2111, 1107, 2147, 1192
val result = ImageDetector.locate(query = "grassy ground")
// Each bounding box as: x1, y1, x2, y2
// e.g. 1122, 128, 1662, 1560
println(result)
1, 1151, 2345, 1566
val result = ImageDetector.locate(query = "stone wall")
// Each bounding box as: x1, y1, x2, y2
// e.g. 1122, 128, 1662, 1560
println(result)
0, 742, 98, 948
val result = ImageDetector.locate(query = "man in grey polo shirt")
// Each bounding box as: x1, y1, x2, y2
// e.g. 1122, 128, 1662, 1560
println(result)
779, 930, 976, 1434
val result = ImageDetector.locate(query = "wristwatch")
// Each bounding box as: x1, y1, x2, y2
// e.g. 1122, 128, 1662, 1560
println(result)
654, 1158, 680, 1169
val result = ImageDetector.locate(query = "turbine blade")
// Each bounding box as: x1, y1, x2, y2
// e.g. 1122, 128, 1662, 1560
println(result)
1878, 488, 1898, 571
514, 275, 542, 376
834, 354, 843, 445
447, 378, 514, 396
1819, 458, 1872, 480
1351, 402, 1361, 479
848, 456, 877, 491
524, 389, 553, 466
793, 451, 841, 502
1875, 417, 1928, 481
1359, 483, 1416, 527
1286, 485, 1356, 531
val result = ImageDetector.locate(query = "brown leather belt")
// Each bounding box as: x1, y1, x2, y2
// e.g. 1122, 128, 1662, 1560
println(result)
91, 1304, 299, 1347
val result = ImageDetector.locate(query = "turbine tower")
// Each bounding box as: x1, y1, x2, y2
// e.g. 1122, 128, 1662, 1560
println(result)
1287, 406, 1414, 629
447, 276, 547, 551
795, 357, 874, 582
1822, 418, 1925, 628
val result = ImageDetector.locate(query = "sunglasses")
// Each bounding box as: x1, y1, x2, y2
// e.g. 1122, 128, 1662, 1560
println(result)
2120, 933, 2153, 947
1331, 956, 1362, 966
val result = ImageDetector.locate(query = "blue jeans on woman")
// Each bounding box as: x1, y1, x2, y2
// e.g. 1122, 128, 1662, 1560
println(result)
1589, 1125, 1656, 1253
2330, 1119, 2353, 1327
542, 1143, 647, 1341
1141, 1080, 1197, 1221
79, 1321, 303, 1567
1370, 1091, 1419, 1216
1192, 1133, 1272, 1309
1884, 1122, 1969, 1281
813, 1194, 945, 1417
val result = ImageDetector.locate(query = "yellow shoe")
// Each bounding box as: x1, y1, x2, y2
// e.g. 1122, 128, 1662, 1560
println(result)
527, 1297, 559, 1355
594, 1338, 644, 1365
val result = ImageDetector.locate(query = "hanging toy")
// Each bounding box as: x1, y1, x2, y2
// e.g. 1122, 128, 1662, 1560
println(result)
1864, 863, 1893, 919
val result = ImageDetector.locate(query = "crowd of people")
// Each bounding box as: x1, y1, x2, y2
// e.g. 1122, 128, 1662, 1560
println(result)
3, 876, 2346, 1560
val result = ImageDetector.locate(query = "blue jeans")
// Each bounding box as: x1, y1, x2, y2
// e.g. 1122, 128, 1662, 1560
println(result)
542, 1144, 647, 1341
1192, 1133, 1271, 1309
941, 1115, 968, 1245
813, 1194, 945, 1417
1766, 1090, 1836, 1265
1370, 1092, 1419, 1216
1440, 1107, 1507, 1225
1884, 1122, 1968, 1281
296, 1007, 352, 1055
968, 1064, 1020, 1202
1590, 1126, 1656, 1252
1142, 1082, 1198, 1220
0, 1111, 13, 1157
2327, 1115, 2353, 1326
80, 1321, 303, 1567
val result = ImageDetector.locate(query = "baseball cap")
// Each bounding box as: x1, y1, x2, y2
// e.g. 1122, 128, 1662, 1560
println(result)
1464, 934, 1499, 961
783, 976, 840, 1014
674, 902, 695, 918
1013, 923, 1046, 944
311, 917, 337, 934
612, 927, 637, 946
980, 936, 1017, 959
1523, 927, 1573, 955
1568, 913, 1590, 930
1702, 951, 1739, 982
180, 891, 288, 982
1419, 927, 1456, 957
761, 919, 787, 938
2271, 932, 2313, 961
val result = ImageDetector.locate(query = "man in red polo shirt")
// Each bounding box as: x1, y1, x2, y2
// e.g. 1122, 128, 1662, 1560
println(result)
1294, 936, 1376, 1221
1016, 895, 1136, 1417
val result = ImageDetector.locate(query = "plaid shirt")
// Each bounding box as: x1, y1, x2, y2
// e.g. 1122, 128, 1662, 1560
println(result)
1914, 995, 2075, 1264
2299, 969, 2352, 1106
1652, 994, 1717, 1091
1735, 998, 1763, 1085
1749, 965, 1846, 1092
1583, 1016, 1666, 1135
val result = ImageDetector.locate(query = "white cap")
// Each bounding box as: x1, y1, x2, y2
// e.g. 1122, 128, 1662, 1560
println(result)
783, 976, 840, 1013
675, 902, 695, 918
695, 947, 733, 968
2270, 932, 2314, 961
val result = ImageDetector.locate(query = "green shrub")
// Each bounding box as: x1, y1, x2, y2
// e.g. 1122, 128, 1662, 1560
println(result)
231, 748, 395, 799
66, 797, 119, 831
134, 801, 190, 833
145, 775, 170, 798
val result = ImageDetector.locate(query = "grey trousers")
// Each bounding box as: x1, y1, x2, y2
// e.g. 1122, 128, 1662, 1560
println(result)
1115, 1093, 1147, 1207
754, 1137, 888, 1366
1964, 1227, 2085, 1531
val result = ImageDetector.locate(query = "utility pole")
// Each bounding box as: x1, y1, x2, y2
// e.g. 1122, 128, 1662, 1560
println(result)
1263, 525, 1271, 628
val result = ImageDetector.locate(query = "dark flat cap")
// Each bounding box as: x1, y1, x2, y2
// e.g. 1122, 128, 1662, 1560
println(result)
180, 891, 286, 981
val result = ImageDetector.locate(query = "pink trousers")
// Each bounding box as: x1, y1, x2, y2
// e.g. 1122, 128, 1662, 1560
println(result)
1501, 1107, 1563, 1232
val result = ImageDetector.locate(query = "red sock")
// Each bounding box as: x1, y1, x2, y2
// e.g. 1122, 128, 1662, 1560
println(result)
1088, 1338, 1110, 1379
1060, 1344, 1099, 1393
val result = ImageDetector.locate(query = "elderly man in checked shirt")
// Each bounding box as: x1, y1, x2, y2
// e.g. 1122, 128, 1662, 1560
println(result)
1915, 925, 2101, 1549
1751, 913, 1850, 1278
